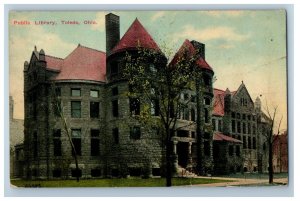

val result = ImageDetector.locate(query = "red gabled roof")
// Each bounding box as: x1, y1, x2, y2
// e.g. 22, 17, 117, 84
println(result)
213, 132, 242, 143
45, 55, 63, 71
111, 18, 160, 54
212, 88, 236, 116
213, 88, 225, 116
170, 39, 213, 71
53, 45, 106, 82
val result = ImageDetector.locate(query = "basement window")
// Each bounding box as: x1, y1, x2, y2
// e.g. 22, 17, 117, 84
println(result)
91, 169, 101, 177
71, 169, 82, 178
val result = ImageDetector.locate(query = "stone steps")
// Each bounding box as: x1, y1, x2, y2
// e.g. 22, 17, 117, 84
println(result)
177, 166, 198, 178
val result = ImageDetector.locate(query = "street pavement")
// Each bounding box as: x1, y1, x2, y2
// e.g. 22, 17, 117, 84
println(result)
191, 176, 288, 187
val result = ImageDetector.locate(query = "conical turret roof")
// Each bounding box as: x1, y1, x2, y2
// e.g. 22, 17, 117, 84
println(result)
111, 18, 160, 54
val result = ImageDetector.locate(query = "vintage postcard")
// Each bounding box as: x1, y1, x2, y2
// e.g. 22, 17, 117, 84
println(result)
9, 10, 288, 188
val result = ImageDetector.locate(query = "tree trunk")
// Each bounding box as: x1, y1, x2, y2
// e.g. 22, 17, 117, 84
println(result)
62, 116, 80, 182
165, 128, 172, 187
268, 137, 273, 184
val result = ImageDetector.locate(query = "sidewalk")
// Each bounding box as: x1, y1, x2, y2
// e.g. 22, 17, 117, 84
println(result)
191, 176, 288, 187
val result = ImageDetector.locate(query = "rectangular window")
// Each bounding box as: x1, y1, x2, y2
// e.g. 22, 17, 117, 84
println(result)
112, 128, 119, 144
243, 136, 247, 148
248, 136, 252, 149
236, 146, 240, 157
54, 100, 62, 117
91, 129, 100, 156
253, 125, 256, 134
151, 99, 159, 116
71, 129, 81, 156
232, 120, 236, 133
183, 108, 189, 120
248, 123, 251, 134
90, 102, 100, 118
243, 123, 246, 134
130, 126, 141, 140
204, 141, 210, 156
212, 119, 216, 131
218, 120, 222, 131
71, 88, 81, 97
112, 100, 118, 117
237, 121, 241, 133
71, 101, 81, 118
90, 90, 99, 98
112, 87, 118, 96
53, 139, 62, 156
53, 129, 62, 156
204, 108, 209, 123
253, 137, 256, 149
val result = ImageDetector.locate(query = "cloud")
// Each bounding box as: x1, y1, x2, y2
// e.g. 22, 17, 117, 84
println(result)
91, 12, 107, 31
151, 11, 166, 22
9, 24, 75, 119
171, 25, 251, 44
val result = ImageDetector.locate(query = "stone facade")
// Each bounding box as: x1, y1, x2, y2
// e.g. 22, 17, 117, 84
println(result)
21, 13, 216, 180
9, 96, 24, 178
212, 83, 271, 173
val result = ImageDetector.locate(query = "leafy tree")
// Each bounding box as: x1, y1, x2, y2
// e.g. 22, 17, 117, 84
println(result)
123, 43, 206, 186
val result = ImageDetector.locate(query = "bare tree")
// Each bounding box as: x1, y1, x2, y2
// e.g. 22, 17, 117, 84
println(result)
264, 104, 283, 184
50, 83, 80, 182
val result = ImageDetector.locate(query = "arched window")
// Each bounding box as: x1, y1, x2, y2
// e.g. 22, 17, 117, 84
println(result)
204, 97, 210, 105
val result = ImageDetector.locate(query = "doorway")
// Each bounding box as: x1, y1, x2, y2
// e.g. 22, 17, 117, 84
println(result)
177, 142, 189, 168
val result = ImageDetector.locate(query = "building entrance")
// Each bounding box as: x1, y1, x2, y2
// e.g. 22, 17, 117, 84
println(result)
177, 142, 189, 168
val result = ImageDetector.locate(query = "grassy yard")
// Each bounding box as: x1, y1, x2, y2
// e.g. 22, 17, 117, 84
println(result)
11, 177, 233, 187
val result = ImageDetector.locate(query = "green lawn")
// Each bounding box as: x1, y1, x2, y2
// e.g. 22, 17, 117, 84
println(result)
11, 177, 233, 187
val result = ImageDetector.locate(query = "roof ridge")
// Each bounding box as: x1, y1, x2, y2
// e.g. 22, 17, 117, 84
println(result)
45, 54, 64, 60
79, 44, 106, 54
214, 88, 225, 92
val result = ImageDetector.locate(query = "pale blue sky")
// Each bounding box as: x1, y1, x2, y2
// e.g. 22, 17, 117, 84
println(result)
9, 10, 287, 130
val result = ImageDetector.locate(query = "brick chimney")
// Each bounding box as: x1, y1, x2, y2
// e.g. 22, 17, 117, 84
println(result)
191, 40, 205, 59
105, 13, 120, 55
